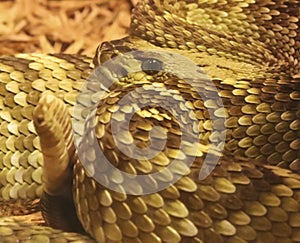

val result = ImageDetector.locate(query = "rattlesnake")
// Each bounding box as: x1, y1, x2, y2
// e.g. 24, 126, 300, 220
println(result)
0, 0, 300, 242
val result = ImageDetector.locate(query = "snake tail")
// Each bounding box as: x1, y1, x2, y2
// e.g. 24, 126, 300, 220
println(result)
33, 93, 83, 232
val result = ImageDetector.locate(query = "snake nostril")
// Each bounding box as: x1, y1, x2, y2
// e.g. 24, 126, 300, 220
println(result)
141, 58, 163, 75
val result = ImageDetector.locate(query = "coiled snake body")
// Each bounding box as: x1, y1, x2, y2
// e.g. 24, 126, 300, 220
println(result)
0, 0, 300, 242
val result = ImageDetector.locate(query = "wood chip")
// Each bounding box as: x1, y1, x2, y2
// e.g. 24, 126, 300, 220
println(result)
0, 0, 132, 55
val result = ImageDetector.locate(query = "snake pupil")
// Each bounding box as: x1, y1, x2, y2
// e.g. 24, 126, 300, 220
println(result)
141, 58, 163, 75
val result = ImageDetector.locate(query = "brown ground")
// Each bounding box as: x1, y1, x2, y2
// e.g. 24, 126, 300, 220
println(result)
0, 0, 137, 56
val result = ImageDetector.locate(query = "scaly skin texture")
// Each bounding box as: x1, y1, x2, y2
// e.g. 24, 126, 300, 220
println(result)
0, 0, 300, 242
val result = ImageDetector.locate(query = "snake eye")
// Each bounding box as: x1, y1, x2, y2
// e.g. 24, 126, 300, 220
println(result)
141, 58, 163, 75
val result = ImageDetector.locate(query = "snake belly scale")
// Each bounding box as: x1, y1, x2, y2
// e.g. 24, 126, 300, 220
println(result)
0, 0, 300, 242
